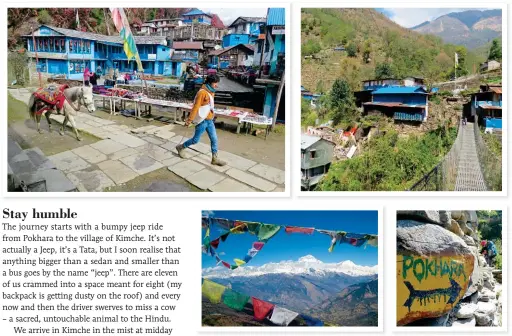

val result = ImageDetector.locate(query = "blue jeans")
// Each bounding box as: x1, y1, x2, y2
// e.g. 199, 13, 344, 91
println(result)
183, 119, 218, 154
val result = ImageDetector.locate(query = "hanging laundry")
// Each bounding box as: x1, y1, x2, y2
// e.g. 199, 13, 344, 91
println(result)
210, 238, 220, 249
252, 297, 275, 321
234, 259, 246, 266
223, 289, 250, 311
257, 224, 281, 242
285, 226, 315, 234
201, 279, 226, 304
253, 242, 265, 251
301, 314, 324, 326
269, 306, 299, 326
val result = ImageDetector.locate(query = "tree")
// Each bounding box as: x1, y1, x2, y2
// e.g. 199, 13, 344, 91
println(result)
488, 38, 502, 61
329, 78, 357, 125
375, 63, 394, 79
363, 40, 371, 64
316, 80, 325, 94
455, 46, 468, 77
9, 51, 28, 86
346, 42, 357, 57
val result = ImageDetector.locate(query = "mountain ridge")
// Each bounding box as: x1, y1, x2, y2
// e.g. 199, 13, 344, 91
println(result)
202, 254, 378, 278
412, 9, 502, 49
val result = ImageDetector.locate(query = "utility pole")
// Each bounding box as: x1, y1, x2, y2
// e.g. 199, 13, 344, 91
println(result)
31, 26, 42, 87
258, 8, 270, 79
272, 69, 285, 130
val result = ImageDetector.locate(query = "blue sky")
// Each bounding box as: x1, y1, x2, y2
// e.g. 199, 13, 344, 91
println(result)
202, 210, 378, 269
376, 8, 492, 28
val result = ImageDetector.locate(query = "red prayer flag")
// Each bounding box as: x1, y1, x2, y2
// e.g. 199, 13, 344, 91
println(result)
285, 226, 315, 234
253, 242, 265, 251
210, 238, 220, 249
350, 238, 358, 246
252, 297, 274, 321
222, 261, 231, 269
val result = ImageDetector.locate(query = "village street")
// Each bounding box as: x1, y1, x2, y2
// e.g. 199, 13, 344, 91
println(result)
8, 88, 285, 192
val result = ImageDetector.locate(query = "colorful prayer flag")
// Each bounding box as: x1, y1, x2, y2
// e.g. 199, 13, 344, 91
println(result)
109, 8, 143, 71
253, 242, 265, 251
257, 224, 281, 241
285, 226, 315, 234
210, 238, 220, 249
234, 258, 246, 266
270, 306, 299, 326
201, 279, 225, 304
223, 289, 250, 311
252, 297, 274, 321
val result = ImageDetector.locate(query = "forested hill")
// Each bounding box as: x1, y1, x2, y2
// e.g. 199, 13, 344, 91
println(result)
301, 8, 485, 93
7, 8, 191, 48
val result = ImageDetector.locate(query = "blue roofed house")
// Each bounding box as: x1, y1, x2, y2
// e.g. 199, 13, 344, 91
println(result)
223, 16, 265, 48
470, 84, 502, 131
181, 9, 212, 25
23, 25, 173, 80
363, 86, 429, 122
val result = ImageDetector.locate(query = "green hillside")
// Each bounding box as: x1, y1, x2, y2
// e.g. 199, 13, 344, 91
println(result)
301, 8, 485, 93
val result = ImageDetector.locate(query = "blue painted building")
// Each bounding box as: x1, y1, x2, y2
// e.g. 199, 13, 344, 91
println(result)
253, 8, 285, 76
182, 9, 212, 25
23, 25, 189, 80
223, 16, 265, 48
363, 86, 429, 122
471, 84, 502, 130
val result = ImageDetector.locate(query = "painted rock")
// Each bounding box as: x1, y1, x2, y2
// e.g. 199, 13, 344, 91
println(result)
397, 220, 475, 326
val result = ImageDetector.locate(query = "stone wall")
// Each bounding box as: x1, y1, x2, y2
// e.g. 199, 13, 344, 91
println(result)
397, 211, 502, 327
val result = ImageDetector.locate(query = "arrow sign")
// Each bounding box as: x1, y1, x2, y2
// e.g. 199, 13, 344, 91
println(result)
403, 279, 461, 312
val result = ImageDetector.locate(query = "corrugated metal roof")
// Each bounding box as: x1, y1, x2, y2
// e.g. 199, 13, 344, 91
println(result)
25, 25, 167, 45
183, 9, 212, 17
489, 87, 502, 94
208, 43, 254, 56
228, 16, 266, 28
301, 134, 321, 149
372, 86, 427, 95
172, 41, 204, 50
364, 102, 426, 108
266, 8, 285, 26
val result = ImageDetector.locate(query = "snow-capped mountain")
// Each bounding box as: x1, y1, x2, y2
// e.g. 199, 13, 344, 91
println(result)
202, 254, 378, 278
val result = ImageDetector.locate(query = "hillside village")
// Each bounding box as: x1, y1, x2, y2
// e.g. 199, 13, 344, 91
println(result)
7, 8, 286, 193
300, 8, 502, 192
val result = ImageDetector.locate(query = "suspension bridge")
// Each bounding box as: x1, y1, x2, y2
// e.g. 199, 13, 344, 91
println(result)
409, 116, 501, 192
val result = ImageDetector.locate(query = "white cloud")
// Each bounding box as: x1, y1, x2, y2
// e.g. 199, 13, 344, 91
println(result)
200, 8, 268, 26
386, 8, 485, 28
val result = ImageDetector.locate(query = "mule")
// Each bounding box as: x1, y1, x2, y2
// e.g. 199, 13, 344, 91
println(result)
28, 85, 96, 141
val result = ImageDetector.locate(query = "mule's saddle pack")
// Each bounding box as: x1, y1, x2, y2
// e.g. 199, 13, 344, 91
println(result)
33, 84, 69, 115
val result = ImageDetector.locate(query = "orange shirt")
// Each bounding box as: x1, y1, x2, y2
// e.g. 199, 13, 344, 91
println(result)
187, 85, 215, 122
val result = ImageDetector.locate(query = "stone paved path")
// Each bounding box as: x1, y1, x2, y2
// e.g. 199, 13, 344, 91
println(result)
454, 122, 487, 191
9, 89, 285, 192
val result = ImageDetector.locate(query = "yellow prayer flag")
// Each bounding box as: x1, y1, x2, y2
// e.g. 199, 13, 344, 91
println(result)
234, 259, 246, 266
201, 279, 225, 304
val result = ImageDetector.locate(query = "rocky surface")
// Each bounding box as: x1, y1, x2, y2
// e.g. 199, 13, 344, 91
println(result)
397, 210, 502, 327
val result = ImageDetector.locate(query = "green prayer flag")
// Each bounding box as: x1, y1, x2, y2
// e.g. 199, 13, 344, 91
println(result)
257, 224, 281, 242
222, 289, 250, 311
246, 222, 261, 235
